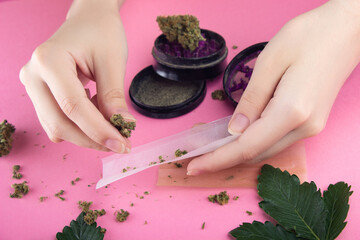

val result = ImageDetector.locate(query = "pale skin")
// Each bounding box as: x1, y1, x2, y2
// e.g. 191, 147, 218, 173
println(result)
20, 0, 360, 174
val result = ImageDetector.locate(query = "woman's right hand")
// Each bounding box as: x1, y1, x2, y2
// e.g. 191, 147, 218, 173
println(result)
19, 0, 134, 153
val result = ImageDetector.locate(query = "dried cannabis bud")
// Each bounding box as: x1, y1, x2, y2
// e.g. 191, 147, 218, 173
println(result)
156, 15, 205, 51
110, 114, 136, 138
0, 120, 15, 157
208, 191, 230, 205
12, 165, 23, 179
211, 90, 226, 100
175, 149, 188, 157
10, 181, 29, 198
78, 201, 106, 225
115, 209, 130, 222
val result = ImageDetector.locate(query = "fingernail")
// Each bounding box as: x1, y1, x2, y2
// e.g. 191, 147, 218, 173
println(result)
187, 169, 203, 176
228, 113, 249, 135
115, 109, 136, 122
105, 139, 125, 153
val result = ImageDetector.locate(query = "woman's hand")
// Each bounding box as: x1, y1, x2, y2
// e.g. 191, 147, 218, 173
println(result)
187, 0, 360, 175
20, 0, 134, 153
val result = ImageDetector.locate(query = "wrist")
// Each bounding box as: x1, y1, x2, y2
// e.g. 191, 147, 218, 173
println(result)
67, 0, 122, 20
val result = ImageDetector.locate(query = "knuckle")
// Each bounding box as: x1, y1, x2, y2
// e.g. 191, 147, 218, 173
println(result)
31, 43, 53, 67
59, 97, 82, 119
304, 119, 326, 137
19, 66, 30, 86
103, 88, 125, 102
46, 123, 63, 143
284, 101, 310, 124
240, 89, 264, 113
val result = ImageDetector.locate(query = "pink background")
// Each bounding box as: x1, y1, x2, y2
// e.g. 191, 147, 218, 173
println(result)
1, 0, 359, 239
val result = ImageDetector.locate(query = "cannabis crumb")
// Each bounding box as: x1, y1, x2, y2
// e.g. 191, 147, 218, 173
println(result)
62, 154, 68, 160
202, 222, 206, 230
208, 191, 229, 205
175, 149, 188, 157
144, 191, 150, 195
10, 181, 29, 198
122, 168, 127, 173
246, 210, 253, 216
130, 202, 134, 207
168, 175, 172, 178
100, 228, 106, 234
149, 161, 157, 166
110, 114, 136, 138
12, 165, 23, 179
225, 175, 234, 181
159, 155, 166, 163
39, 196, 48, 202
174, 162, 183, 168
71, 177, 81, 185
144, 220, 148, 225
55, 190, 65, 201
0, 120, 16, 157
139, 196, 144, 199
233, 196, 239, 201
211, 90, 226, 100
232, 45, 238, 49
115, 209, 129, 222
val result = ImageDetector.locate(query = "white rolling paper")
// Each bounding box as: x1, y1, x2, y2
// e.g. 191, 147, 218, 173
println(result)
96, 115, 238, 189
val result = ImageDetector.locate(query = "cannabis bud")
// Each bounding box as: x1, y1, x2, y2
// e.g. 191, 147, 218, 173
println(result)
115, 209, 130, 222
156, 15, 205, 52
10, 181, 29, 198
0, 120, 16, 157
110, 114, 136, 138
208, 191, 230, 205
211, 90, 226, 101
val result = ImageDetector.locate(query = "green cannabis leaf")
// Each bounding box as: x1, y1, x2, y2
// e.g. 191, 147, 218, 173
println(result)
56, 212, 104, 240
230, 164, 352, 240
229, 221, 298, 240
258, 165, 326, 240
324, 182, 352, 240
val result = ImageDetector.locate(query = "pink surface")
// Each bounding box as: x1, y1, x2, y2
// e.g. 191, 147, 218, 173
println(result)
0, 0, 359, 239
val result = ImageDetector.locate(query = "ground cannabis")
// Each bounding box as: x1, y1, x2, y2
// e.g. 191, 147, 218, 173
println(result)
115, 209, 129, 222
208, 191, 230, 205
156, 15, 205, 51
211, 90, 226, 100
12, 165, 23, 179
246, 210, 253, 216
174, 162, 183, 168
225, 175, 234, 181
144, 191, 150, 195
39, 196, 48, 202
0, 120, 15, 157
232, 45, 238, 49
110, 114, 136, 138
10, 181, 29, 198
71, 177, 80, 185
55, 190, 65, 201
202, 222, 206, 230
175, 149, 188, 157
78, 201, 106, 225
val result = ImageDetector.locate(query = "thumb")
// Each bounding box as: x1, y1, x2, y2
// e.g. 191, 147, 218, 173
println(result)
228, 45, 288, 135
94, 52, 136, 123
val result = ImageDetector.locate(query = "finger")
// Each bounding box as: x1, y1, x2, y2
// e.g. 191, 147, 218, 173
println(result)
187, 95, 308, 175
35, 51, 130, 153
228, 40, 292, 135
22, 71, 110, 151
94, 44, 136, 122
